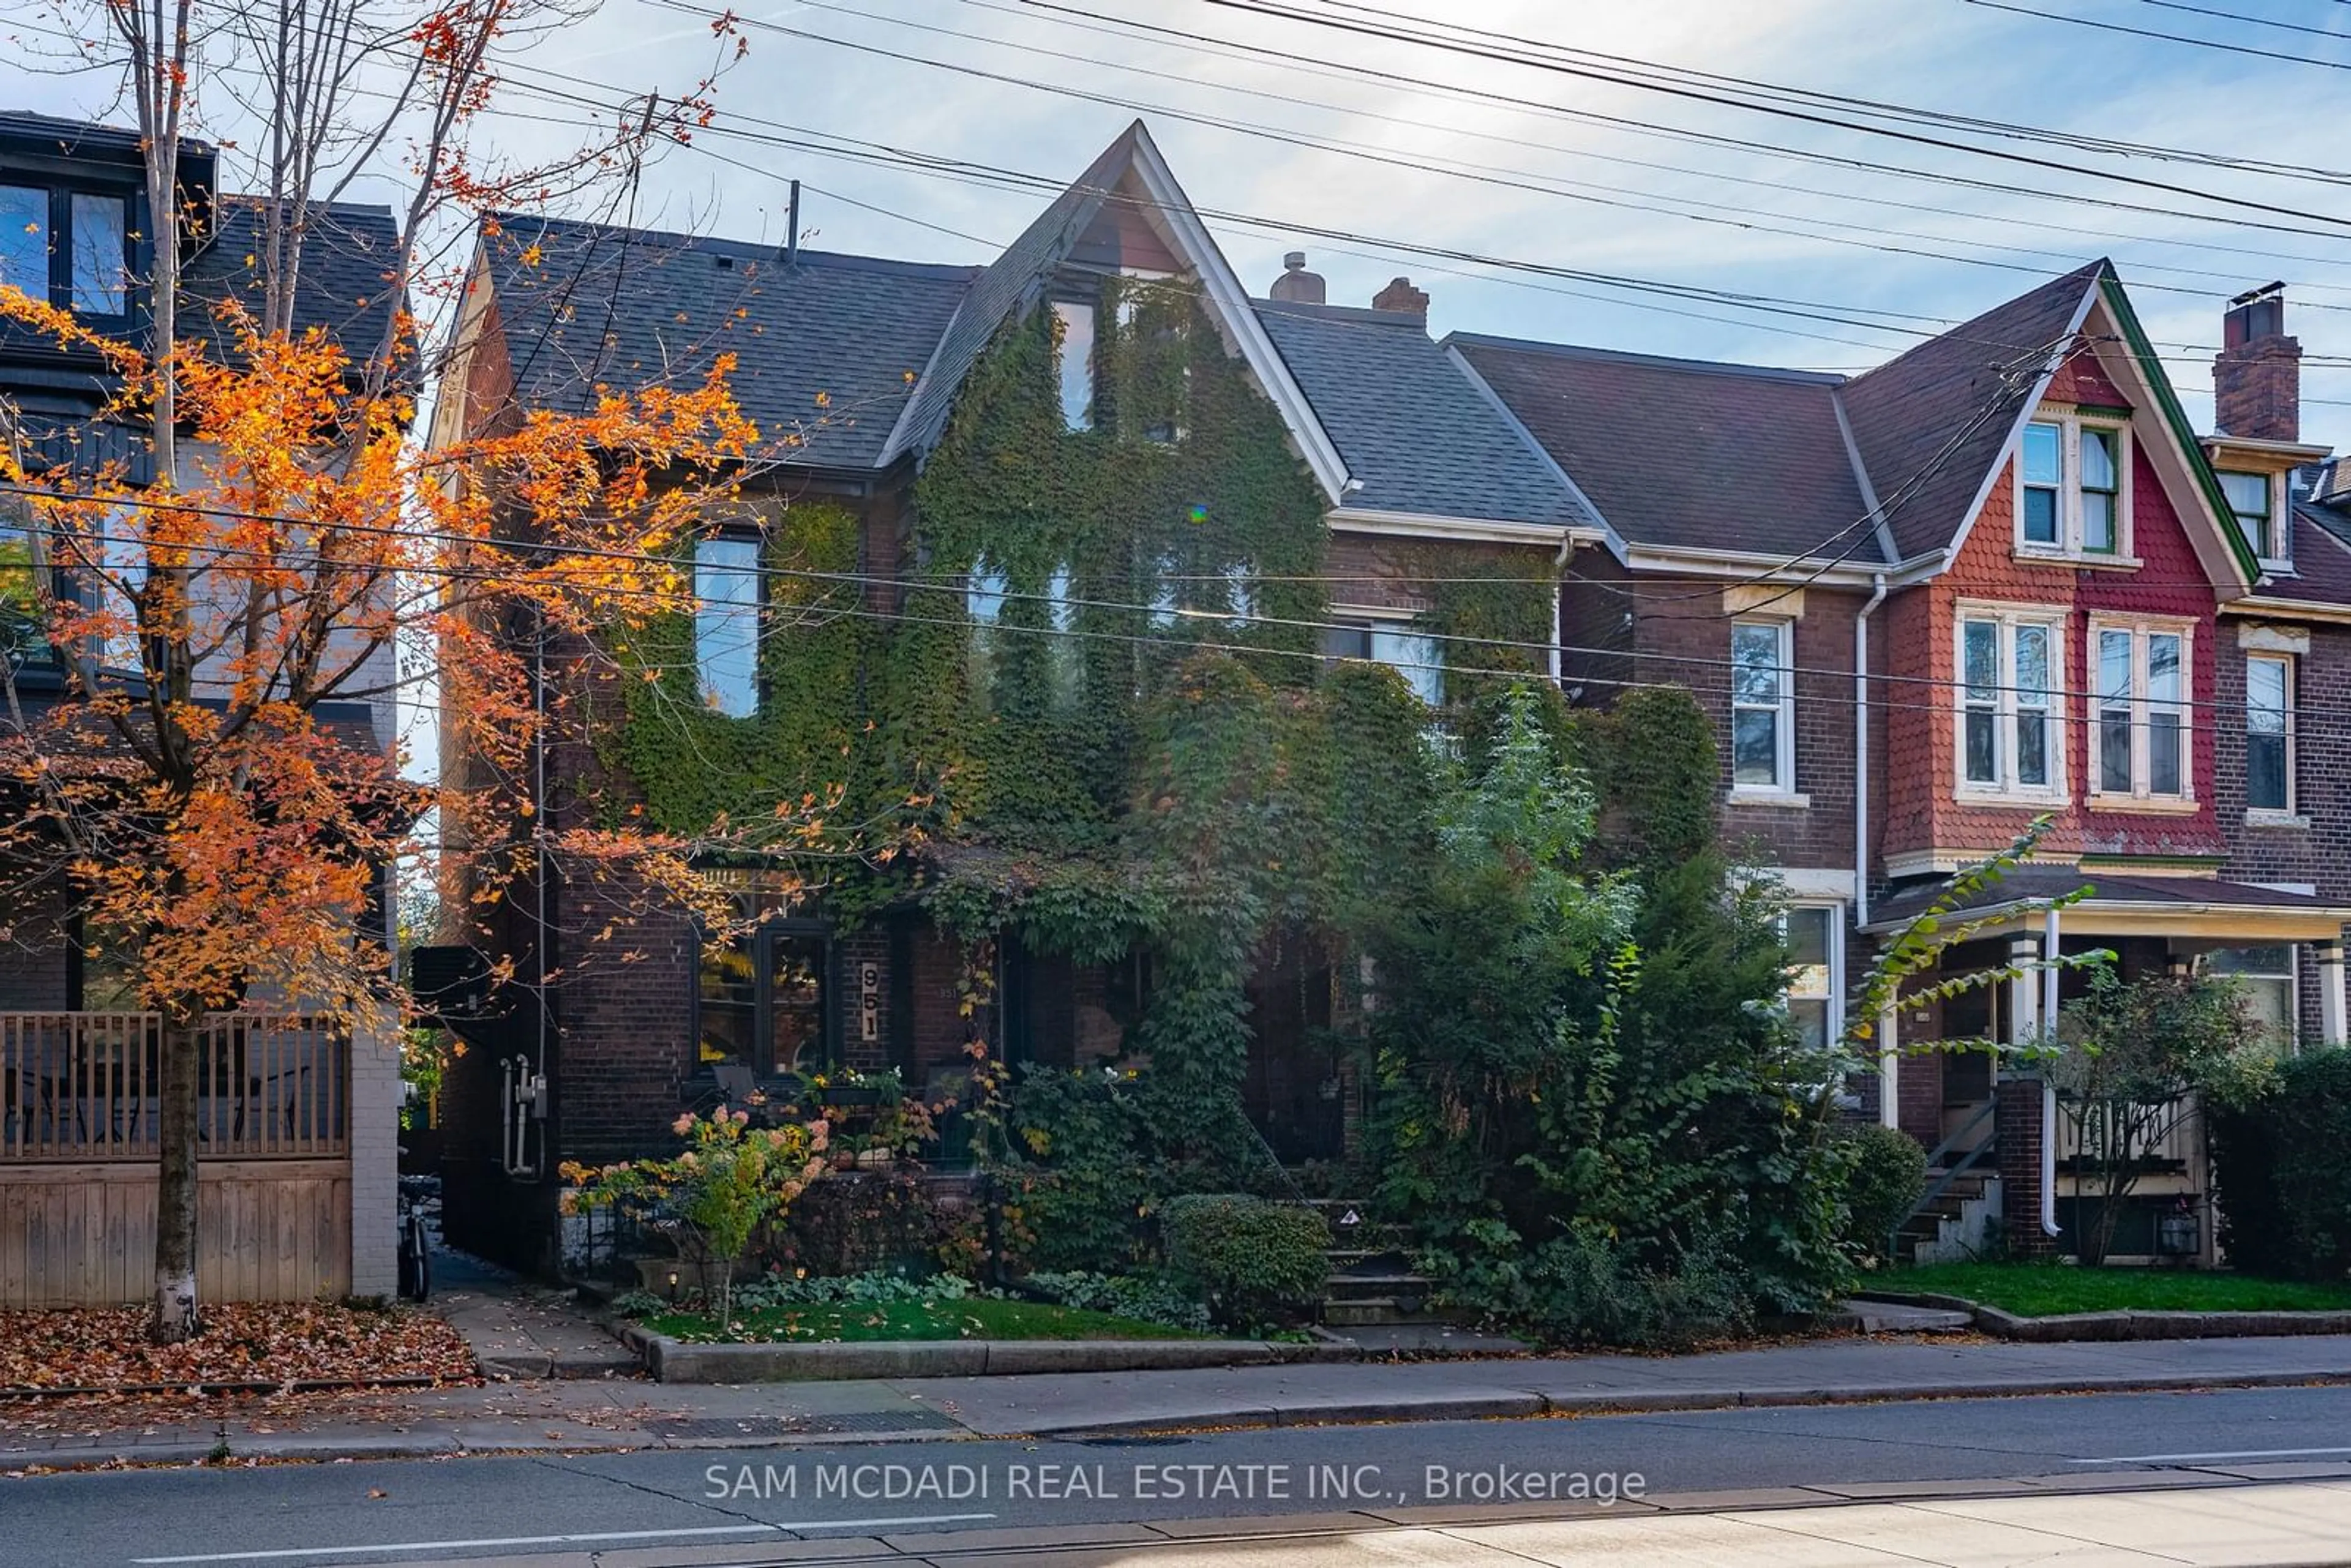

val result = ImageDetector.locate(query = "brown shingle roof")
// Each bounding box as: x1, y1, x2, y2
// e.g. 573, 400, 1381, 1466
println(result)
1839, 263, 2101, 561
1446, 339, 1884, 562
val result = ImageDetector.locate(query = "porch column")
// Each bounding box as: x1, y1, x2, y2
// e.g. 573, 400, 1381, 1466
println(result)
2008, 934, 2041, 1046
348, 1022, 400, 1300
2321, 940, 2348, 1048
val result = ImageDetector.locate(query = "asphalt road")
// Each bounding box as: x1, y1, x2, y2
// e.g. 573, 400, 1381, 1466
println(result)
13, 1385, 2351, 1567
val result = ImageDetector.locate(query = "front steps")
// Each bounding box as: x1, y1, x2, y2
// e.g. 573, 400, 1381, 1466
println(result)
1305, 1199, 1455, 1328
1897, 1172, 2004, 1265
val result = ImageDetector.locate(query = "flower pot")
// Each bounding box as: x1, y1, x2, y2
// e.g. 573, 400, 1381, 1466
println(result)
855, 1146, 895, 1170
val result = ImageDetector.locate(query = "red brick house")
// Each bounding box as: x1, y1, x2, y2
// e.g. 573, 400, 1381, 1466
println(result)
1457, 267, 2351, 1259
421, 122, 1591, 1271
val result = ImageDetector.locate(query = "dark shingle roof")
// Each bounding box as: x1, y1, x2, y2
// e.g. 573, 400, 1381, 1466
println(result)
1871, 866, 2346, 929
1254, 300, 1590, 527
1447, 339, 1883, 561
181, 198, 403, 361
879, 128, 1141, 468
480, 214, 977, 470
2267, 501, 2351, 606
1839, 264, 2099, 561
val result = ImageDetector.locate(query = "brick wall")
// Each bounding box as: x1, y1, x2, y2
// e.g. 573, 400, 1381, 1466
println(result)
1321, 530, 1553, 618
1624, 576, 1873, 872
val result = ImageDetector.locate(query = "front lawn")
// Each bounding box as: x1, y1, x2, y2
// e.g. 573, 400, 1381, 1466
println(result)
1888, 1263, 2351, 1317
642, 1296, 1209, 1345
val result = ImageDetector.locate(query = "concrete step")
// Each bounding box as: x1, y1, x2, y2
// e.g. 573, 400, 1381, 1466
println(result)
1324, 1272, 1432, 1304
1321, 1297, 1455, 1327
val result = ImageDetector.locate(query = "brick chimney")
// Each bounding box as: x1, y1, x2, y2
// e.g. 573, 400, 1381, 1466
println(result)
2214, 282, 2300, 443
1372, 276, 1429, 320
1269, 250, 1324, 305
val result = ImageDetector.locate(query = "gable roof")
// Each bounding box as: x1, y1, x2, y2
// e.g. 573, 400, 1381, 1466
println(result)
181, 198, 404, 364
1447, 338, 1883, 561
1256, 300, 1592, 527
478, 214, 978, 471
1837, 263, 2099, 562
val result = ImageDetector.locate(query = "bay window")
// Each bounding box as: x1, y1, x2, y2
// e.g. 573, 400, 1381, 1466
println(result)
2091, 620, 2192, 803
1730, 617, 1794, 793
1955, 608, 2061, 798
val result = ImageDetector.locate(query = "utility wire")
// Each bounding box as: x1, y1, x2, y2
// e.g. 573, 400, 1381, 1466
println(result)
1963, 0, 2351, 69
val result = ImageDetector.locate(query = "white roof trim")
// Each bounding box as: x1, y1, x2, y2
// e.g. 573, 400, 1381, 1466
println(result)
1937, 277, 2100, 574
1327, 506, 1597, 546
1123, 127, 1352, 506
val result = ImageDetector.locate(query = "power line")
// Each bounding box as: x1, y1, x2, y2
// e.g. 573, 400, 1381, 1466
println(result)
1163, 0, 2351, 225
2, 481, 2325, 727
654, 0, 2351, 317
1964, 0, 2351, 68
2139, 0, 2351, 40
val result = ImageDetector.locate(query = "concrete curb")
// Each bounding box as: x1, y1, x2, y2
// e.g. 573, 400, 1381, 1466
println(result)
622, 1327, 1362, 1383
15, 1362, 2351, 1471
1850, 1291, 2351, 1341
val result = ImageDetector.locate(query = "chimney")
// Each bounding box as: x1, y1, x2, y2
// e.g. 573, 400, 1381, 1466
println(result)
1269, 250, 1324, 304
1372, 276, 1429, 320
2214, 282, 2300, 443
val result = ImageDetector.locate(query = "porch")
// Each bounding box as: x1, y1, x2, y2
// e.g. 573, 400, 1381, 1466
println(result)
1864, 870, 2351, 1264
1, 1012, 398, 1306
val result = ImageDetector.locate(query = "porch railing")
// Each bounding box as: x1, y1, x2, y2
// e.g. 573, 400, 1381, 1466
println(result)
2055, 1092, 2200, 1174
1, 1012, 347, 1161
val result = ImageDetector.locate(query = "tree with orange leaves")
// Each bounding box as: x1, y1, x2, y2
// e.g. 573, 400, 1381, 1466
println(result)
0, 0, 790, 1342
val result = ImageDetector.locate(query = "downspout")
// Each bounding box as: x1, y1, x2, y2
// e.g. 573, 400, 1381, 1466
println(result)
1855, 574, 1891, 1125
1549, 533, 1574, 686
2041, 904, 2062, 1239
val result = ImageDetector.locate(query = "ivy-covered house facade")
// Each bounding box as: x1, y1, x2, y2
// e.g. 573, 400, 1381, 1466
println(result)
1457, 269, 2351, 1259
421, 122, 1595, 1270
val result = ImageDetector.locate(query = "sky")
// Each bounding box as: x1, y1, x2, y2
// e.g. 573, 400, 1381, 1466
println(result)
15, 0, 2351, 440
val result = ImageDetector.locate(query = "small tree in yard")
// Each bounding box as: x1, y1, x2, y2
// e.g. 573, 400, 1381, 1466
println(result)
564, 1111, 830, 1328
2051, 968, 2276, 1266
0, 0, 821, 1342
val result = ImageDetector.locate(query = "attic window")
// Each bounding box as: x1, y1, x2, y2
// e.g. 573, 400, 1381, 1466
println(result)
1052, 299, 1095, 432
0, 184, 130, 318
715, 254, 735, 271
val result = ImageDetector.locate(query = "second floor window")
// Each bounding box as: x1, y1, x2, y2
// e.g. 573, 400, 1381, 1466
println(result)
693, 534, 761, 718
1324, 616, 1442, 705
2246, 652, 2293, 815
1957, 612, 2058, 796
2093, 621, 2189, 802
0, 184, 130, 317
1730, 618, 1793, 792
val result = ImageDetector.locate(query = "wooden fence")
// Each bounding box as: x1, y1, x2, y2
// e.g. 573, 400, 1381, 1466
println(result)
1, 1013, 353, 1306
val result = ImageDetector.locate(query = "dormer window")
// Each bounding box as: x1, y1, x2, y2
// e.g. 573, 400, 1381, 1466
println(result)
2017, 415, 2131, 561
2219, 470, 2287, 568
0, 184, 130, 317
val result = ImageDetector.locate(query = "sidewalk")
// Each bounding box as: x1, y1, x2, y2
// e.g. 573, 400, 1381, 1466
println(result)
9, 1330, 2351, 1471
361, 1478, 2351, 1567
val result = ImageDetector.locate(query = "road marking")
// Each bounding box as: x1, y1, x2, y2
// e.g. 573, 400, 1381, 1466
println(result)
127, 1514, 997, 1564
2074, 1447, 2351, 1465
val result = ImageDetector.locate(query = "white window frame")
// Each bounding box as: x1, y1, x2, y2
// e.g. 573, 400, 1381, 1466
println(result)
1730, 616, 1797, 798
2218, 468, 2292, 572
1051, 299, 1095, 432
2244, 650, 2297, 820
2015, 411, 2134, 564
1952, 603, 2066, 803
1326, 605, 1442, 706
2087, 615, 2197, 809
1781, 902, 1845, 1053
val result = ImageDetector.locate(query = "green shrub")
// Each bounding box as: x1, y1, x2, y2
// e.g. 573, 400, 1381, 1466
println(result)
1428, 1220, 1753, 1349
768, 1169, 972, 1278
2210, 1049, 2351, 1281
1836, 1123, 1929, 1262
993, 1065, 1155, 1274
1161, 1193, 1329, 1330
1022, 1270, 1213, 1334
